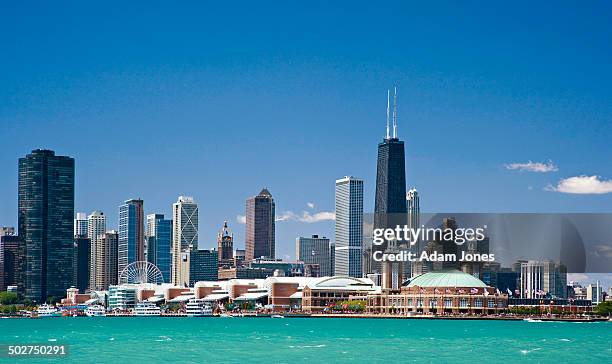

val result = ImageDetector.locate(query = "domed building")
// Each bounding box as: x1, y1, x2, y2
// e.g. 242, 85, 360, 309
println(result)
363, 270, 508, 315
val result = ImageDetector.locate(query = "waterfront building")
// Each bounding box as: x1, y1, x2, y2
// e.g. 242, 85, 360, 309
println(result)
217, 221, 234, 268
519, 260, 567, 298
189, 248, 218, 286
373, 88, 407, 275
118, 199, 145, 276
587, 282, 603, 304
146, 214, 172, 283
87, 211, 106, 290
172, 196, 198, 285
92, 230, 118, 290
74, 212, 88, 237
18, 149, 75, 301
302, 276, 378, 312
73, 236, 90, 293
218, 267, 275, 280
0, 233, 20, 291
108, 285, 137, 311
296, 235, 332, 276
245, 188, 275, 261
363, 270, 508, 315
335, 176, 363, 278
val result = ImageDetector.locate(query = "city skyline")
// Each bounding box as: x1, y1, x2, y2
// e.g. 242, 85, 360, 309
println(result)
1, 3, 612, 289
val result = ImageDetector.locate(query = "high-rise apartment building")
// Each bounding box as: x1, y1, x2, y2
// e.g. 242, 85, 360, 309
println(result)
172, 196, 198, 285
93, 230, 118, 290
335, 176, 363, 278
118, 199, 144, 276
87, 210, 106, 290
296, 235, 332, 276
18, 149, 75, 301
146, 213, 172, 283
74, 212, 88, 237
0, 233, 20, 292
245, 188, 275, 261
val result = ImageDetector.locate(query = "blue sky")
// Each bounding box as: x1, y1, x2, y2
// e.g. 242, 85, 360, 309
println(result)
1, 2, 611, 286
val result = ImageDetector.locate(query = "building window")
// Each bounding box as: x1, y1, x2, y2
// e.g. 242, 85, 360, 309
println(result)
429, 299, 437, 308
459, 298, 468, 308
444, 298, 452, 307
474, 298, 483, 308
488, 299, 495, 308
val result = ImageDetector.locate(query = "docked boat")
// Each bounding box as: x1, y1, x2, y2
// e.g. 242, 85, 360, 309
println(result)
134, 302, 161, 316
85, 305, 106, 317
185, 299, 213, 317
271, 314, 285, 319
36, 304, 59, 317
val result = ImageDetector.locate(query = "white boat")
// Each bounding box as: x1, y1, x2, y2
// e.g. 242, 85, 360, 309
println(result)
36, 304, 59, 317
219, 313, 232, 318
134, 302, 161, 316
85, 305, 106, 317
271, 314, 285, 319
185, 299, 213, 317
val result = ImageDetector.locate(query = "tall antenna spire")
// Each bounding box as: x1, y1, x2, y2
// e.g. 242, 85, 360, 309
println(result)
386, 89, 390, 139
392, 86, 397, 138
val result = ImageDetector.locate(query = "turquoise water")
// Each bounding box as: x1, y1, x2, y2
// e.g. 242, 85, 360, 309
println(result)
0, 317, 610, 363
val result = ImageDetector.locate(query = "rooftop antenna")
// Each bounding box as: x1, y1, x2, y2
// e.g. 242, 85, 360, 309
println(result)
392, 86, 397, 138
386, 89, 390, 139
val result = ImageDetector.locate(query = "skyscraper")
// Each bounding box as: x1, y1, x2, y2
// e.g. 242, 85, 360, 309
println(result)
217, 221, 234, 268
87, 210, 106, 290
18, 149, 75, 301
0, 232, 20, 292
118, 199, 144, 276
172, 196, 198, 285
146, 213, 172, 283
296, 235, 332, 276
93, 230, 118, 290
373, 88, 407, 274
335, 176, 364, 278
188, 247, 218, 285
74, 212, 88, 237
73, 236, 90, 293
245, 188, 275, 261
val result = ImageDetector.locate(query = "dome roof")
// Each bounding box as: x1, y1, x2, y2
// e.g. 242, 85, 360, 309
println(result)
406, 270, 487, 288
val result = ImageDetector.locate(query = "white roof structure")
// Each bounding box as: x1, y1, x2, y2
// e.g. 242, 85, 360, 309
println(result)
233, 291, 268, 301
168, 294, 195, 303
201, 293, 230, 302
304, 276, 377, 291
289, 292, 302, 299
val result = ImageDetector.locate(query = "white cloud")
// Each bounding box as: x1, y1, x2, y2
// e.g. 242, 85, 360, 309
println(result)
567, 273, 590, 283
275, 210, 335, 223
236, 215, 246, 224
504, 160, 558, 173
307, 202, 315, 209
545, 175, 612, 194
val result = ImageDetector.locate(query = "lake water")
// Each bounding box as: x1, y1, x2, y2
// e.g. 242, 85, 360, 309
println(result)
0, 317, 610, 363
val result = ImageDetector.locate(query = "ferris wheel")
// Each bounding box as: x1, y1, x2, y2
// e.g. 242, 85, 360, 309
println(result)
118, 261, 164, 285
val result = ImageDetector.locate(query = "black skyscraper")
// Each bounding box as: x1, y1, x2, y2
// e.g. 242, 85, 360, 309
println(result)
373, 89, 407, 273
18, 149, 75, 301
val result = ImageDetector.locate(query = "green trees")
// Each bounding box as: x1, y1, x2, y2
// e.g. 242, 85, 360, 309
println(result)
0, 292, 18, 305
594, 301, 612, 316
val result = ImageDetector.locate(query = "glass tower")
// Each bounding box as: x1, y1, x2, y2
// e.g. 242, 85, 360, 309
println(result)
334, 176, 363, 278
245, 188, 275, 261
146, 213, 172, 283
118, 199, 144, 276
18, 149, 75, 301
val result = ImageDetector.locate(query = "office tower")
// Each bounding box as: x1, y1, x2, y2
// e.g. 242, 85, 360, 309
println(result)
87, 210, 106, 289
406, 189, 420, 230
74, 212, 88, 237
172, 196, 198, 285
234, 249, 245, 268
18, 149, 75, 301
217, 221, 234, 268
146, 214, 172, 283
0, 234, 20, 291
188, 247, 218, 285
373, 88, 407, 274
73, 236, 90, 293
335, 176, 364, 278
245, 188, 275, 261
519, 260, 567, 299
118, 199, 144, 276
296, 235, 332, 276
93, 230, 118, 290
